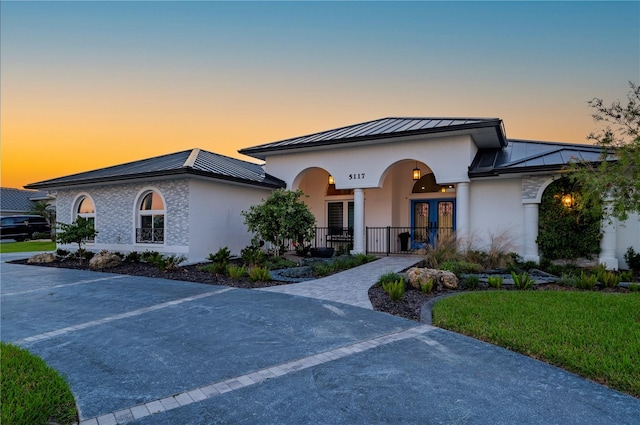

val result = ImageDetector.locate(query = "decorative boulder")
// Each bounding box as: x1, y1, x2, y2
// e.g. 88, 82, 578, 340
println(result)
406, 267, 458, 290
28, 252, 56, 264
89, 251, 122, 270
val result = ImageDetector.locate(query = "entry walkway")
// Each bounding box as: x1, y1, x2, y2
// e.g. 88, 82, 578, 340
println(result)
258, 256, 421, 309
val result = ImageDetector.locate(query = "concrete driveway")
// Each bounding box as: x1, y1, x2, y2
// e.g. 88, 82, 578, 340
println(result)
1, 259, 639, 424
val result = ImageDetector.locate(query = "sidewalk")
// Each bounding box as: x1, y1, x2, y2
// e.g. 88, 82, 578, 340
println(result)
258, 256, 421, 309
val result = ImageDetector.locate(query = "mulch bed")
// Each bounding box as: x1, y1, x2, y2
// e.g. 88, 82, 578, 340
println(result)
9, 258, 289, 289
10, 258, 633, 323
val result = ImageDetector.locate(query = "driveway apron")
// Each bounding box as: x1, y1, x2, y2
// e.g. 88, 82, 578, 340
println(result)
1, 259, 639, 424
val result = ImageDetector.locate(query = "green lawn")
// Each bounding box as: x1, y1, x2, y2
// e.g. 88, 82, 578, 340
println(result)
0, 240, 55, 253
0, 343, 77, 425
432, 291, 640, 398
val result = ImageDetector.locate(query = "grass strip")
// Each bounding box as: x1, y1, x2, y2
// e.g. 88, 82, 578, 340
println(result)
432, 291, 640, 398
1, 343, 77, 425
0, 240, 55, 253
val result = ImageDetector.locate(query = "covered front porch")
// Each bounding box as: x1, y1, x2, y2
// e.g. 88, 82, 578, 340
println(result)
294, 160, 464, 255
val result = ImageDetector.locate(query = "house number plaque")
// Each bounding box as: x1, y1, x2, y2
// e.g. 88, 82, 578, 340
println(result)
348, 173, 365, 180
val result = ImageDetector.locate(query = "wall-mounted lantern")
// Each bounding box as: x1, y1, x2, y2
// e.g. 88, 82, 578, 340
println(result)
412, 163, 421, 181
561, 193, 574, 208
328, 175, 335, 185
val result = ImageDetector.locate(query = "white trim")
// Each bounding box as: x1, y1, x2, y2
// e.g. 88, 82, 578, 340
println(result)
133, 187, 167, 246
183, 148, 200, 168
71, 192, 96, 245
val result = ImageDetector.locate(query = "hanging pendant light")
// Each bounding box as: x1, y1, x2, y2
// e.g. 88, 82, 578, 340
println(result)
412, 162, 421, 181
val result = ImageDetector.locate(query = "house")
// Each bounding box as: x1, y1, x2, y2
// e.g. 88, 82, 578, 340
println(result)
0, 187, 55, 217
25, 149, 284, 261
26, 117, 639, 269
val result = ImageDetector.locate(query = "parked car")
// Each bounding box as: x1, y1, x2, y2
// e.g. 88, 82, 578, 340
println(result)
0, 215, 51, 241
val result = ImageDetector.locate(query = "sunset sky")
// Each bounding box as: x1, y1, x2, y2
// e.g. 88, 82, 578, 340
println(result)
1, 1, 638, 189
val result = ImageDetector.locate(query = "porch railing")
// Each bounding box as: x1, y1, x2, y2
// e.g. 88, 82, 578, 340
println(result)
136, 228, 164, 244
276, 225, 453, 256
365, 225, 454, 255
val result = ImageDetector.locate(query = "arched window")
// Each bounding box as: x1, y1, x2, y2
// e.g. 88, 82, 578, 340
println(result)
74, 196, 96, 243
136, 191, 165, 244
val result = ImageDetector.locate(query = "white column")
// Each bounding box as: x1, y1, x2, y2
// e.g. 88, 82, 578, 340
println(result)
523, 202, 540, 263
351, 188, 365, 254
599, 215, 619, 270
455, 182, 470, 247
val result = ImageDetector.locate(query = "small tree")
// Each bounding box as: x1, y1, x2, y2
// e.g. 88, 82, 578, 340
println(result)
242, 189, 316, 257
570, 82, 640, 221
56, 217, 98, 262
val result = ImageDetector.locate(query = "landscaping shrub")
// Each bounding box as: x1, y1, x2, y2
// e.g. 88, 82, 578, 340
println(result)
378, 272, 403, 286
124, 251, 142, 263
142, 251, 164, 267
619, 271, 633, 282
511, 271, 535, 290
228, 264, 246, 279
311, 262, 332, 277
461, 275, 480, 290
557, 273, 578, 287
382, 279, 405, 301
420, 278, 434, 294
629, 283, 640, 292
624, 247, 640, 272
597, 269, 621, 289
439, 261, 483, 276
241, 241, 265, 267
198, 263, 227, 275
425, 233, 460, 268
56, 248, 70, 258
208, 247, 231, 265
487, 276, 503, 289
576, 271, 598, 290
248, 266, 271, 282
160, 254, 186, 271
242, 189, 316, 257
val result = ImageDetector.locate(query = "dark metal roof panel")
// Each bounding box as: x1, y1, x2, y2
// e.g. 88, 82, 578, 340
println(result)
469, 139, 607, 177
26, 149, 285, 189
239, 117, 504, 158
191, 150, 284, 187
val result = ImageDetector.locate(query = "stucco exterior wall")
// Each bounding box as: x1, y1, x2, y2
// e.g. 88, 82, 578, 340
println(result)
266, 135, 476, 190
468, 178, 525, 253
188, 179, 275, 260
617, 213, 640, 269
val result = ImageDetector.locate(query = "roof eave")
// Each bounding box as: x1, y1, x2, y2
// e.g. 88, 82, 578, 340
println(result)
25, 168, 286, 190
239, 120, 505, 159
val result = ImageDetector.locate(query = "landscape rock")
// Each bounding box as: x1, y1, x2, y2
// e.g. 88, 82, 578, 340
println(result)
89, 251, 122, 270
406, 267, 458, 290
27, 253, 56, 264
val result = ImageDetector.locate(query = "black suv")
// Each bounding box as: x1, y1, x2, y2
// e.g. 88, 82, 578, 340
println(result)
0, 215, 51, 241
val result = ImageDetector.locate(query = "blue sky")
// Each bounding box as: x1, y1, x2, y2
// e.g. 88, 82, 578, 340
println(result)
2, 1, 638, 187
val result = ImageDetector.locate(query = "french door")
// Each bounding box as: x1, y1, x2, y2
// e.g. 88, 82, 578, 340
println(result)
411, 199, 455, 248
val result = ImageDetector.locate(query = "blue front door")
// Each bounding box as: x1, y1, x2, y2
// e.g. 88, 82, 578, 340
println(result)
411, 199, 456, 248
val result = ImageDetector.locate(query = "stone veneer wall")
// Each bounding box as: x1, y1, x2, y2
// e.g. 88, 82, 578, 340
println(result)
521, 175, 553, 202
55, 179, 189, 247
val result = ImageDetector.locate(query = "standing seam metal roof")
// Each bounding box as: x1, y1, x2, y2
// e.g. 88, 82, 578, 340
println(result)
469, 139, 607, 176
25, 149, 285, 189
239, 117, 504, 157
